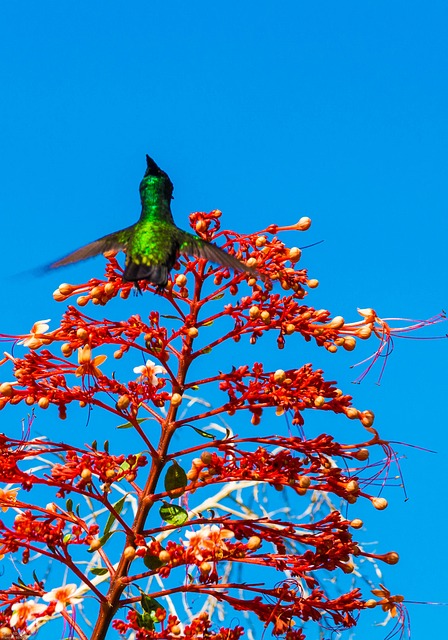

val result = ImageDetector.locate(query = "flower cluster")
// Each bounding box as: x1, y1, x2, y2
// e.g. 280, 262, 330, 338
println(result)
0, 210, 434, 639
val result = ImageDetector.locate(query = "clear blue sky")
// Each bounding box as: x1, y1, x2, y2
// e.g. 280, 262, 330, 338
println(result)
0, 2, 446, 637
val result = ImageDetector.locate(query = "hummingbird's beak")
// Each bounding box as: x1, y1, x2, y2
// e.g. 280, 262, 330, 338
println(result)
145, 155, 161, 176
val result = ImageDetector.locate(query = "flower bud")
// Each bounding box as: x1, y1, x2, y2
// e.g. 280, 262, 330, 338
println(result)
350, 518, 363, 529
187, 327, 198, 338
38, 397, 50, 409
116, 395, 131, 410
342, 337, 356, 351
346, 480, 359, 493
361, 411, 375, 427
289, 247, 302, 262
314, 395, 325, 407
175, 274, 187, 287
61, 343, 73, 357
81, 469, 92, 481
357, 326, 372, 339
365, 599, 378, 609
383, 551, 399, 565
124, 546, 136, 561
159, 550, 171, 563
274, 369, 286, 383
296, 216, 311, 230
255, 235, 267, 247
53, 289, 66, 302
371, 497, 388, 510
307, 279, 319, 289
0, 383, 13, 397
170, 393, 182, 407
247, 536, 262, 550
200, 451, 213, 465
329, 316, 345, 329
58, 283, 74, 295
249, 306, 260, 319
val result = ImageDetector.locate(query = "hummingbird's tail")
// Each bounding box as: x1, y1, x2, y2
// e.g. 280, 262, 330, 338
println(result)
122, 261, 171, 289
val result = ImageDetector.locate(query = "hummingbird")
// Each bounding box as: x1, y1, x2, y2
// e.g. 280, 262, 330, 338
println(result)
48, 155, 254, 289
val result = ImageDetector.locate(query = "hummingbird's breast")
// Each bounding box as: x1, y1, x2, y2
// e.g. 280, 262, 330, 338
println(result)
128, 219, 180, 267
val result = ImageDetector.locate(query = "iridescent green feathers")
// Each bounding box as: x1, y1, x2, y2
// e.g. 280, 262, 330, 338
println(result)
48, 155, 254, 288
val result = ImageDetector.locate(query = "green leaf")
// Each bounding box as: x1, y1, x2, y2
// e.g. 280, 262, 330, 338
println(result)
202, 320, 214, 327
141, 594, 163, 614
89, 530, 113, 552
210, 293, 225, 301
144, 554, 163, 571
161, 314, 182, 321
191, 426, 215, 439
104, 440, 109, 453
90, 567, 109, 576
66, 498, 73, 512
63, 533, 73, 544
104, 495, 127, 536
91, 440, 97, 451
117, 417, 149, 430
159, 502, 188, 525
137, 611, 155, 630
164, 462, 187, 494
120, 452, 143, 473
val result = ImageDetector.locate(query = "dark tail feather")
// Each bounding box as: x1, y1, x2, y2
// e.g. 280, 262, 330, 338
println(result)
123, 260, 170, 288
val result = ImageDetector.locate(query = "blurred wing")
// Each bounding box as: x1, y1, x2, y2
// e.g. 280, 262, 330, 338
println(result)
47, 227, 133, 270
179, 234, 256, 275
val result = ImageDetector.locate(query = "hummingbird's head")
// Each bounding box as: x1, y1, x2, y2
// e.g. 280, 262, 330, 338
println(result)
140, 155, 174, 200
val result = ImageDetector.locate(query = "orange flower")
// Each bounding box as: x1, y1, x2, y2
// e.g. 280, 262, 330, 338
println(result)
75, 345, 107, 377
18, 319, 52, 349
371, 584, 404, 618
42, 583, 83, 612
0, 487, 18, 512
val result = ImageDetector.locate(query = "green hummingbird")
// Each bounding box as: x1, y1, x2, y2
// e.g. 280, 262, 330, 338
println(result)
48, 155, 254, 288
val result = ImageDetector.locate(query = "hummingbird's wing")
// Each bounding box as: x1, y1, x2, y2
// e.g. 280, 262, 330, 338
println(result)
47, 227, 133, 270
179, 233, 256, 276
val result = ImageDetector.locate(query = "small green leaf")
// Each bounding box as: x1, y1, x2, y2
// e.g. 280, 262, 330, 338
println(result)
159, 502, 188, 525
104, 495, 127, 536
117, 417, 149, 429
66, 498, 73, 512
211, 293, 225, 301
91, 440, 97, 451
63, 533, 72, 544
202, 320, 214, 327
164, 463, 187, 494
90, 567, 109, 576
191, 426, 215, 439
161, 314, 182, 321
120, 452, 143, 473
104, 440, 109, 453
